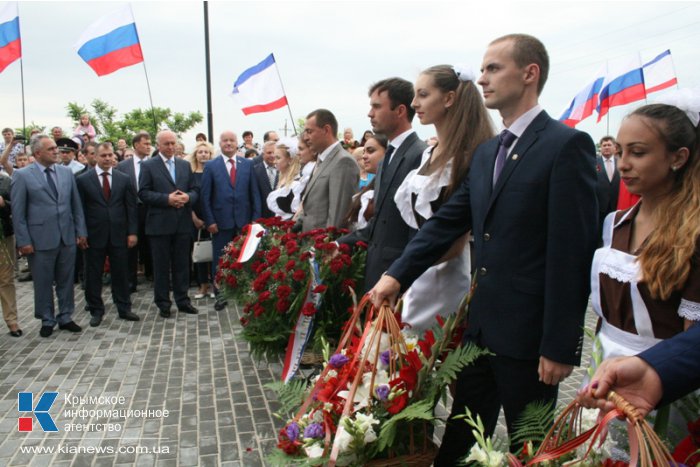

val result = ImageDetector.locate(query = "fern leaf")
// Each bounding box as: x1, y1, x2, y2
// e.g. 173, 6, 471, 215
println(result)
509, 400, 555, 446
377, 399, 435, 451
264, 379, 310, 418
435, 344, 490, 386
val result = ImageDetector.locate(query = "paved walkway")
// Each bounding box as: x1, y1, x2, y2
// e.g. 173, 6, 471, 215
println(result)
0, 278, 597, 466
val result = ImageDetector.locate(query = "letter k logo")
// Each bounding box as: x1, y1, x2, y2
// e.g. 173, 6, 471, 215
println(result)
18, 392, 58, 432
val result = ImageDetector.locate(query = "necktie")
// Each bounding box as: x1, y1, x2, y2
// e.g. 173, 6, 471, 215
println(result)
381, 145, 395, 182
605, 158, 614, 182
166, 158, 176, 182
101, 172, 111, 201
229, 158, 236, 186
45, 167, 58, 198
267, 165, 277, 189
492, 129, 517, 186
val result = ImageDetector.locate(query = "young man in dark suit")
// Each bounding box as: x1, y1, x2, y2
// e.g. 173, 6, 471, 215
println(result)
338, 77, 426, 290
77, 142, 140, 326
252, 141, 277, 218
139, 130, 199, 318
371, 34, 598, 464
200, 130, 261, 310
595, 135, 620, 230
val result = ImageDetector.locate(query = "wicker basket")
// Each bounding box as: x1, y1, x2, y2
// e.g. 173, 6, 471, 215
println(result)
365, 441, 437, 467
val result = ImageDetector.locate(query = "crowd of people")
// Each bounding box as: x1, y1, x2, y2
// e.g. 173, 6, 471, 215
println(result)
1, 31, 698, 460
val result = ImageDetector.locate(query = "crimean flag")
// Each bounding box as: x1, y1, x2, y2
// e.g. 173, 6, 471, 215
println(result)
643, 50, 677, 95
597, 55, 646, 121
74, 5, 144, 76
231, 54, 288, 115
0, 2, 21, 73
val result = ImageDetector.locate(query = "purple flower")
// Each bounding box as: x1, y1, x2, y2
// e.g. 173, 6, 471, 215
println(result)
380, 350, 391, 366
375, 384, 390, 401
329, 353, 349, 368
304, 422, 324, 439
286, 422, 300, 442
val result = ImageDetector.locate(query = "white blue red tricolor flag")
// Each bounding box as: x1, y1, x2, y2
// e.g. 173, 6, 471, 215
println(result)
0, 2, 21, 73
560, 50, 678, 127
232, 54, 288, 115
74, 5, 144, 76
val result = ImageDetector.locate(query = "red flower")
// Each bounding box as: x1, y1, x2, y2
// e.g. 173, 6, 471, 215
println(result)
673, 418, 700, 465
258, 291, 271, 302
285, 260, 297, 271
312, 284, 327, 294
276, 299, 290, 313
329, 258, 344, 274
418, 330, 435, 359
300, 251, 312, 261
276, 285, 292, 300
399, 364, 418, 391
301, 302, 317, 316
226, 275, 237, 288
386, 389, 408, 415
277, 428, 301, 455
341, 279, 356, 293
285, 240, 298, 254
356, 241, 368, 249
273, 271, 287, 281
292, 269, 306, 281
240, 317, 249, 326
405, 349, 423, 372
338, 243, 351, 254
253, 304, 265, 317
256, 231, 264, 238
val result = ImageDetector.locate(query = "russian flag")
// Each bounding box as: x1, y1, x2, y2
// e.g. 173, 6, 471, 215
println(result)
643, 50, 677, 95
597, 55, 646, 121
232, 54, 288, 115
0, 2, 21, 73
558, 65, 606, 127
74, 6, 143, 77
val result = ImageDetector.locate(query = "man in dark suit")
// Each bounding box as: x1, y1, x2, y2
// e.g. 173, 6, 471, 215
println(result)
253, 141, 277, 218
580, 323, 700, 416
338, 77, 426, 290
371, 34, 598, 463
11, 135, 88, 337
116, 131, 153, 292
298, 109, 359, 232
139, 130, 199, 318
201, 130, 261, 311
77, 142, 140, 326
595, 135, 620, 230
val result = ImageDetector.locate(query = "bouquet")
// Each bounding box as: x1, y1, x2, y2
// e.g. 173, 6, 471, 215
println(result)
216, 217, 367, 361
268, 288, 490, 466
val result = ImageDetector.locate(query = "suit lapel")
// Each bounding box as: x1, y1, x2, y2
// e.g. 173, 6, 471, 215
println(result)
157, 157, 177, 188
30, 164, 57, 200
488, 111, 548, 207
374, 133, 417, 214
303, 145, 340, 201
90, 170, 110, 204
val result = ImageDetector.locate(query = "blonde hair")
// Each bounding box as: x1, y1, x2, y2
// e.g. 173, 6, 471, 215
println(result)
419, 65, 494, 197
187, 141, 215, 173
632, 104, 700, 300
276, 143, 300, 189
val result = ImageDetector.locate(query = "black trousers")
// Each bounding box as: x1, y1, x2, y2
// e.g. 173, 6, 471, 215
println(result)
128, 204, 152, 287
84, 244, 131, 316
434, 353, 558, 466
149, 233, 191, 311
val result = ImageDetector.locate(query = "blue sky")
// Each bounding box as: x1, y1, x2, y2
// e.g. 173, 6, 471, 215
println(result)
2, 1, 699, 149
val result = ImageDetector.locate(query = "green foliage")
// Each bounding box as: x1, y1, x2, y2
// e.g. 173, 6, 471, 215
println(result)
265, 379, 309, 420
65, 99, 203, 143
509, 400, 555, 448
376, 399, 435, 452
434, 343, 489, 388
267, 448, 327, 466
14, 123, 44, 138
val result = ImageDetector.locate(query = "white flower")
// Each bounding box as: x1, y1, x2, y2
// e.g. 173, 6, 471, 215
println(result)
364, 427, 377, 444
333, 423, 353, 454
338, 371, 390, 410
403, 334, 418, 353
312, 410, 323, 423
464, 445, 505, 466
360, 323, 391, 363
354, 412, 379, 432
304, 443, 325, 459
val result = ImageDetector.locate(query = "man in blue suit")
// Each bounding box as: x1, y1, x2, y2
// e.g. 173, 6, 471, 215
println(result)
201, 130, 261, 311
371, 34, 598, 463
11, 135, 88, 337
139, 130, 199, 318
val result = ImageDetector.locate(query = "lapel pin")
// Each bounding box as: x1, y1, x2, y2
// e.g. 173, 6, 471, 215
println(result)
512, 154, 519, 161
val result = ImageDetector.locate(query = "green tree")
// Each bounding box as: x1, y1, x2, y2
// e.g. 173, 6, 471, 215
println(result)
14, 123, 45, 139
66, 99, 203, 143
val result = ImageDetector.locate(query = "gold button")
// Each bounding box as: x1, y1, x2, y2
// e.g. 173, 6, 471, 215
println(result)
512, 154, 519, 160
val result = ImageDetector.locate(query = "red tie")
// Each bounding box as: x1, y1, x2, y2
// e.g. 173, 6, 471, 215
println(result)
229, 158, 236, 186
101, 172, 111, 201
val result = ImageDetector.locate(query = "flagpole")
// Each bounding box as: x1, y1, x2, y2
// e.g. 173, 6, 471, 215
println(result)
17, 3, 25, 135
203, 1, 214, 142
271, 54, 297, 135
129, 3, 158, 137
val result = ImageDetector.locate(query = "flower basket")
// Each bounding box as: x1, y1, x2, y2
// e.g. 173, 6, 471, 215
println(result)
216, 218, 367, 362
268, 285, 489, 466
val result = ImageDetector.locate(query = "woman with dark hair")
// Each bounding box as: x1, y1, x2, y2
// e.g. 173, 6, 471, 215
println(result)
344, 134, 387, 229
359, 130, 374, 147
589, 100, 700, 363
394, 64, 494, 333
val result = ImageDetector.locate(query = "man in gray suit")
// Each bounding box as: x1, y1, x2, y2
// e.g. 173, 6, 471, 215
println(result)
338, 78, 426, 290
298, 109, 359, 232
11, 135, 87, 337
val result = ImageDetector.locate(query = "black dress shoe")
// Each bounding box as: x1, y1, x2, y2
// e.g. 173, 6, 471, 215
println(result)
8, 329, 22, 337
59, 321, 82, 332
178, 303, 199, 314
39, 326, 53, 337
214, 299, 228, 311
89, 315, 103, 327
129, 285, 137, 294
119, 311, 140, 321
159, 309, 171, 318
18, 272, 32, 282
